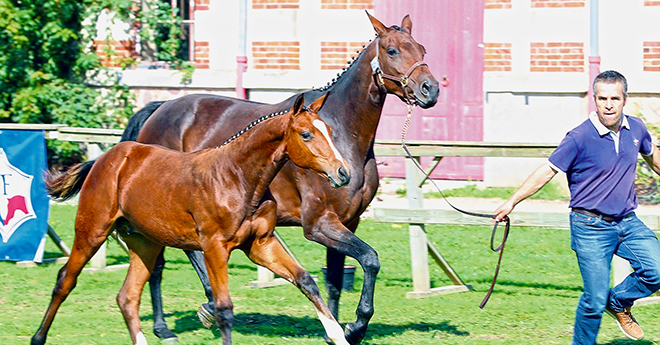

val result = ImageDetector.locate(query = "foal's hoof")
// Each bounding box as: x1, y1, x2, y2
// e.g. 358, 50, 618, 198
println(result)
153, 326, 178, 343
344, 322, 366, 345
198, 303, 216, 329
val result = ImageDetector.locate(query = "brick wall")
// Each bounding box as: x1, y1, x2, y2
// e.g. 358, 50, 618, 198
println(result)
531, 0, 585, 8
252, 41, 300, 70
195, 0, 210, 11
252, 0, 299, 9
94, 40, 135, 68
644, 42, 660, 72
645, 1, 660, 6
485, 0, 512, 9
195, 41, 210, 69
321, 0, 374, 10
484, 43, 512, 72
320, 41, 368, 70
530, 42, 584, 72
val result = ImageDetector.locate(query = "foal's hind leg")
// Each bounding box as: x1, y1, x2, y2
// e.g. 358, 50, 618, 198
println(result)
32, 223, 115, 345
117, 234, 164, 345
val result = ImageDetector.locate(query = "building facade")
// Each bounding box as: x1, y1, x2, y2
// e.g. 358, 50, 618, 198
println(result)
98, 0, 660, 185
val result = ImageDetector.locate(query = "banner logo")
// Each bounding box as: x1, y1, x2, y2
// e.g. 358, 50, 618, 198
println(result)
0, 148, 36, 243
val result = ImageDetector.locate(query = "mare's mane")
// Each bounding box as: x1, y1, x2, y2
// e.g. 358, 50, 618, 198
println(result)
312, 37, 375, 92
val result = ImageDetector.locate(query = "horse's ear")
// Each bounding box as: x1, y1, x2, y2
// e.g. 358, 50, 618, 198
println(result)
401, 14, 412, 34
292, 94, 305, 117
366, 10, 387, 37
309, 91, 329, 113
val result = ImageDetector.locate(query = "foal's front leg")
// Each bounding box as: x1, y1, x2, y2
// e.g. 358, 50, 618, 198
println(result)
247, 234, 349, 345
201, 243, 233, 345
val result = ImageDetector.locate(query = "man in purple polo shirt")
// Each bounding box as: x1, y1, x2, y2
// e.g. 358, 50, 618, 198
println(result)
495, 70, 660, 344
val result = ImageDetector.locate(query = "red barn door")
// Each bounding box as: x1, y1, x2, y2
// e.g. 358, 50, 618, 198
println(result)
374, 0, 485, 180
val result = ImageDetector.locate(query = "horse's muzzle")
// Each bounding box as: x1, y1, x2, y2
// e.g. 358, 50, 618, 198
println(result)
416, 78, 439, 109
330, 166, 350, 188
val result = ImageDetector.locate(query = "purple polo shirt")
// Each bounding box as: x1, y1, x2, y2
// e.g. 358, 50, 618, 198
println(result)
548, 113, 654, 217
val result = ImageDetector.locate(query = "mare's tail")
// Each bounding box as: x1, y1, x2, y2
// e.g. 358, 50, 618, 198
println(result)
44, 161, 95, 201
120, 101, 165, 142
46, 101, 165, 202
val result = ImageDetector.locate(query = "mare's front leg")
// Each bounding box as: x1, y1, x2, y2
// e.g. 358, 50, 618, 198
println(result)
246, 201, 349, 345
118, 234, 165, 345
303, 213, 379, 345
201, 243, 233, 345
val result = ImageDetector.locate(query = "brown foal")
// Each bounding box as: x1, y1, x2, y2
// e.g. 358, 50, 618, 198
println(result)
31, 93, 351, 345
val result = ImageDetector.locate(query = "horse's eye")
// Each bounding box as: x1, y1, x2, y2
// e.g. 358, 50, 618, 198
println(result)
386, 47, 399, 56
301, 132, 312, 141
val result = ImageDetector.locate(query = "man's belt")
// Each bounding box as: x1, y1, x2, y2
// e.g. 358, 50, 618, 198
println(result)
572, 207, 632, 223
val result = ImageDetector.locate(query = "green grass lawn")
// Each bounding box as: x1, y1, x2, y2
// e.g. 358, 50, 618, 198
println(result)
2, 204, 659, 344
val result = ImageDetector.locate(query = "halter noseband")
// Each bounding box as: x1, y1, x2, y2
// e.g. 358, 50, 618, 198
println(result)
370, 37, 428, 106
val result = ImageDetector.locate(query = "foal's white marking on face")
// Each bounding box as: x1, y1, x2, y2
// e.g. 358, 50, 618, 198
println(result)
315, 307, 350, 345
313, 119, 345, 163
135, 331, 148, 345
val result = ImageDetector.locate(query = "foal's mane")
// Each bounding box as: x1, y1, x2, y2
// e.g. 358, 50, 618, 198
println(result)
218, 109, 290, 148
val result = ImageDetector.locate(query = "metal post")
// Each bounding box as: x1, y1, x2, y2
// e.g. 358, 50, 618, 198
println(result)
587, 0, 600, 113
236, 0, 248, 99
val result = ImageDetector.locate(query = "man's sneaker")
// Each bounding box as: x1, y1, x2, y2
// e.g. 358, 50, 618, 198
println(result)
605, 306, 644, 341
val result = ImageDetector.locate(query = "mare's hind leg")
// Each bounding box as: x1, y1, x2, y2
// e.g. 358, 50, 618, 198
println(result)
118, 234, 164, 345
148, 248, 178, 342
148, 249, 214, 339
32, 223, 115, 345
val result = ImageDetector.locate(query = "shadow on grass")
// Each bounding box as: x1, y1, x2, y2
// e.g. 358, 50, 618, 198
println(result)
466, 278, 583, 293
604, 340, 655, 345
146, 311, 468, 341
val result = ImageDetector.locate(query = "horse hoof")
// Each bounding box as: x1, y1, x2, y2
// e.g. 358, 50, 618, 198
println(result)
198, 304, 216, 329
154, 326, 178, 343
344, 322, 366, 345
160, 337, 179, 344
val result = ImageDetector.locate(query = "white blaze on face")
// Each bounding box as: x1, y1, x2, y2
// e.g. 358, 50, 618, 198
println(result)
313, 119, 346, 165
314, 307, 349, 345
135, 331, 148, 345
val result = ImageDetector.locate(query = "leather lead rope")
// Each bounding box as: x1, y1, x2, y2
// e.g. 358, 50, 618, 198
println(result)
400, 106, 511, 309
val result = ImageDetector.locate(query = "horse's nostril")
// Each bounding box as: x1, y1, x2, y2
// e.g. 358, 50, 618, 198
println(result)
338, 166, 350, 184
421, 80, 431, 97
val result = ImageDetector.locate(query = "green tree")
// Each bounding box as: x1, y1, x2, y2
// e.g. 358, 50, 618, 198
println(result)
0, 0, 192, 167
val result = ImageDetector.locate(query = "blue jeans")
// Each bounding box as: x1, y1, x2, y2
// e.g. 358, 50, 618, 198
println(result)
570, 211, 660, 345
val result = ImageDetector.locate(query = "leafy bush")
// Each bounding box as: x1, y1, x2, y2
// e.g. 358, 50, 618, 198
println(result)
0, 0, 191, 167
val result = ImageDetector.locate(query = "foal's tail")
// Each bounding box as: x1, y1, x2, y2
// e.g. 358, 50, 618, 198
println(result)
46, 101, 166, 202
44, 161, 95, 201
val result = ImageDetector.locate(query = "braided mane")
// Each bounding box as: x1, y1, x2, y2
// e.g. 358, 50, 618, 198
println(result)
312, 37, 374, 92
217, 108, 289, 148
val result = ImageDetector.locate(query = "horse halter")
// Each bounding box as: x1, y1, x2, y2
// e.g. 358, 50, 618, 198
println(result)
370, 37, 428, 106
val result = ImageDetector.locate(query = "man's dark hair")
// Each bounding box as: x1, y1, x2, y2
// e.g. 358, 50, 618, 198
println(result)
593, 70, 628, 97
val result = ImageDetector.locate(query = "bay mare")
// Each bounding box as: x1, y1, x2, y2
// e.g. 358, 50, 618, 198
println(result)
52, 12, 440, 344
32, 94, 353, 345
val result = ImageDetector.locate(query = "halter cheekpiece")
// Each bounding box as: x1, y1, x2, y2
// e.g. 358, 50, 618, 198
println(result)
370, 37, 428, 106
